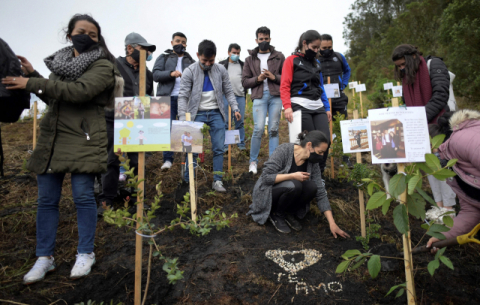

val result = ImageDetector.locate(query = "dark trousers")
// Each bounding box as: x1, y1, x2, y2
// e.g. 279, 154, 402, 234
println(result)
332, 104, 350, 162
163, 96, 179, 163
292, 104, 330, 174
271, 180, 317, 217
98, 113, 138, 205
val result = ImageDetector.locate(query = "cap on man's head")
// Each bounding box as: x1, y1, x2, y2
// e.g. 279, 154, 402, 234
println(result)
125, 32, 156, 52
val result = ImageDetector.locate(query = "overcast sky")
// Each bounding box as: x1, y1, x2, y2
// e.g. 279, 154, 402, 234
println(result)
1, 0, 355, 95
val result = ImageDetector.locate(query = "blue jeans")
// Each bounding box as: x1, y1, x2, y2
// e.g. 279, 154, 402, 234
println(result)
163, 96, 179, 163
223, 95, 246, 148
250, 91, 282, 163
36, 173, 97, 256
184, 109, 225, 182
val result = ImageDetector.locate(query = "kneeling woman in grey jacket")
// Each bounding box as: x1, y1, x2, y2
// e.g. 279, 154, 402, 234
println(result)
247, 130, 350, 236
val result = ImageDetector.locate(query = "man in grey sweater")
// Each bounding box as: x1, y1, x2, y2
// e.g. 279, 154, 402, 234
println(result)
178, 40, 241, 192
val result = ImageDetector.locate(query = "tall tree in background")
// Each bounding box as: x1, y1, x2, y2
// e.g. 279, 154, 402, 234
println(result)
440, 0, 480, 102
343, 0, 480, 105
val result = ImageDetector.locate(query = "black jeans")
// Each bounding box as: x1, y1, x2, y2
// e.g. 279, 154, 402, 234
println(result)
98, 113, 138, 205
292, 104, 330, 173
271, 180, 317, 217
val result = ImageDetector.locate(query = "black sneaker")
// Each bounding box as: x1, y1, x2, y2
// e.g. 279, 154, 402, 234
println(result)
269, 214, 291, 233
285, 214, 302, 231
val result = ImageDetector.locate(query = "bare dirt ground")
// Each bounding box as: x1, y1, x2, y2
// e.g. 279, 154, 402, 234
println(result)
1, 116, 479, 305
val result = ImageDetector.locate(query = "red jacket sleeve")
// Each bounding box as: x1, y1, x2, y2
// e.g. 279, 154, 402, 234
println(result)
280, 55, 295, 110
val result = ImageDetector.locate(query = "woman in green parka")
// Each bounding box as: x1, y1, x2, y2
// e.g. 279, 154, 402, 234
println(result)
2, 14, 118, 284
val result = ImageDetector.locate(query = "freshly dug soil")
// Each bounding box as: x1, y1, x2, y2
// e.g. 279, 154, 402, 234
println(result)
1, 121, 479, 305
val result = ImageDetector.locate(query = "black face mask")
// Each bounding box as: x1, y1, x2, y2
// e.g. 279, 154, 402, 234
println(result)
130, 49, 141, 63
308, 149, 323, 163
71, 34, 98, 54
304, 48, 317, 60
258, 41, 270, 52
173, 44, 185, 55
320, 49, 334, 58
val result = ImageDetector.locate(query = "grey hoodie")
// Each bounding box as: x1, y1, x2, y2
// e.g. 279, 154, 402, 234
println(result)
178, 62, 239, 122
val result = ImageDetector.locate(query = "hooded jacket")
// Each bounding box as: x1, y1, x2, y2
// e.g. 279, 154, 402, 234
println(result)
438, 109, 480, 239
25, 58, 116, 174
152, 50, 195, 96
242, 46, 285, 99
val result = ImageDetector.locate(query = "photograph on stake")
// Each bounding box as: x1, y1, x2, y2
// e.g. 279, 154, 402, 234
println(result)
340, 119, 371, 153
115, 97, 135, 120
113, 96, 171, 152
368, 106, 430, 164
150, 96, 171, 119
170, 120, 204, 153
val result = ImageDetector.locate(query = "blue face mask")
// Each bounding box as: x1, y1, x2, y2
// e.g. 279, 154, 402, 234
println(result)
147, 53, 153, 61
230, 54, 239, 62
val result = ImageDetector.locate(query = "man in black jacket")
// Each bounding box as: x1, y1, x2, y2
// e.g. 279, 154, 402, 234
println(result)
219, 43, 246, 151
152, 32, 196, 170
318, 34, 353, 168
98, 32, 155, 211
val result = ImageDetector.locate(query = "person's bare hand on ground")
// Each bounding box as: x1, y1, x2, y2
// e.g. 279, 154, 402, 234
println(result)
330, 223, 350, 238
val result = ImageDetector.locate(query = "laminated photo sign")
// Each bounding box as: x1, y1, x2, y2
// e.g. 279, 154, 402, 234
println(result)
355, 84, 366, 92
170, 120, 204, 153
348, 81, 358, 89
114, 96, 171, 152
288, 110, 302, 144
383, 83, 393, 90
340, 119, 371, 153
225, 130, 240, 145
368, 106, 431, 164
392, 85, 403, 97
324, 83, 341, 99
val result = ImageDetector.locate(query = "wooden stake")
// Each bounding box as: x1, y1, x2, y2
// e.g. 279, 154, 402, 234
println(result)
134, 50, 147, 305
392, 97, 416, 304
328, 77, 334, 179
353, 110, 366, 237
228, 106, 232, 174
358, 81, 364, 118
33, 101, 38, 150
351, 80, 356, 108
186, 112, 197, 222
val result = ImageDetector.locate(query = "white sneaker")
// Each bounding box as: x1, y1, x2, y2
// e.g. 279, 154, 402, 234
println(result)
119, 173, 127, 182
249, 162, 257, 174
23, 256, 56, 285
70, 252, 96, 279
212, 180, 227, 192
161, 161, 172, 170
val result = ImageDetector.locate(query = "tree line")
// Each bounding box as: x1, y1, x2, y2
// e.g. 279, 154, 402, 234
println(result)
343, 0, 480, 108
